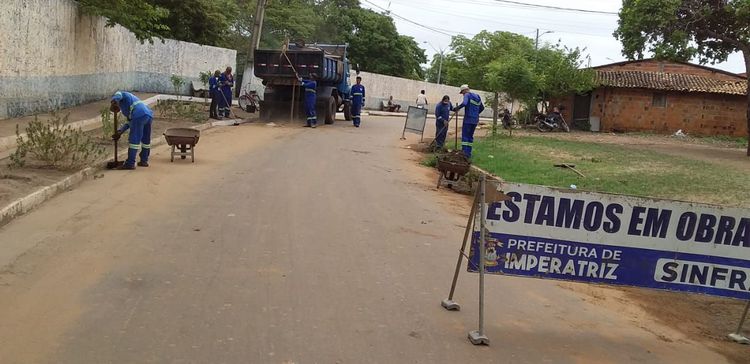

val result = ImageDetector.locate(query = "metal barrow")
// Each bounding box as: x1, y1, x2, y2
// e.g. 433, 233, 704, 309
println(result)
163, 128, 200, 163
436, 151, 471, 189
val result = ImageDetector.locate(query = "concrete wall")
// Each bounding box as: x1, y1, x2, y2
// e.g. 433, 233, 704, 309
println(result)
0, 0, 236, 120
352, 71, 500, 117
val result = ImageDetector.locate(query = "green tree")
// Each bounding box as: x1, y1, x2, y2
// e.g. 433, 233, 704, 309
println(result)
77, 0, 170, 41
150, 0, 239, 46
614, 0, 750, 154
436, 31, 593, 116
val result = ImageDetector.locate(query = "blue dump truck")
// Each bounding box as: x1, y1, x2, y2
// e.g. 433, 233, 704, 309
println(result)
254, 43, 356, 123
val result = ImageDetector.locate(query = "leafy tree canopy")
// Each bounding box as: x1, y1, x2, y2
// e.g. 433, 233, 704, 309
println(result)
430, 31, 594, 109
614, 0, 750, 154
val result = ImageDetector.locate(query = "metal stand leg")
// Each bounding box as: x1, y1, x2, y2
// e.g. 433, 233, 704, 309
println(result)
468, 175, 490, 346
728, 300, 750, 344
170, 145, 175, 162
191, 145, 195, 163
441, 186, 480, 311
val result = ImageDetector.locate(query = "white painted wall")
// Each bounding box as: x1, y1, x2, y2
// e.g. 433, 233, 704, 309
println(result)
0, 0, 236, 119
352, 71, 506, 117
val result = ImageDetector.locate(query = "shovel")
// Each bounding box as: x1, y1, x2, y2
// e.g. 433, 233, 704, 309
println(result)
105, 111, 124, 169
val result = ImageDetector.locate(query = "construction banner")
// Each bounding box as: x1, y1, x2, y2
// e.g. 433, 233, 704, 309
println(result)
468, 183, 750, 300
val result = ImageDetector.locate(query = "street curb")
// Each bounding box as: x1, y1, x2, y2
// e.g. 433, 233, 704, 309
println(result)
0, 117, 249, 229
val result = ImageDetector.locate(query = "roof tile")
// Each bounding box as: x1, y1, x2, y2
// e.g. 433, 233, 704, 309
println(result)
597, 70, 747, 96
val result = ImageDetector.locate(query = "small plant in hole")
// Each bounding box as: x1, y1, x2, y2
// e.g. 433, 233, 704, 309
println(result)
100, 107, 114, 141
170, 74, 186, 98
10, 113, 105, 170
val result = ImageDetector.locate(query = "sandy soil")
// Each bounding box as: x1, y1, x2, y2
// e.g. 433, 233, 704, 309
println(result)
0, 100, 259, 209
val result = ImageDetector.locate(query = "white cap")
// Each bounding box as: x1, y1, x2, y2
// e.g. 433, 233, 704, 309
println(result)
460, 84, 470, 92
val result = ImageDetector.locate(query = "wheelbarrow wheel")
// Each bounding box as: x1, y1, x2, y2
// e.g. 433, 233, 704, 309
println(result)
180, 145, 187, 159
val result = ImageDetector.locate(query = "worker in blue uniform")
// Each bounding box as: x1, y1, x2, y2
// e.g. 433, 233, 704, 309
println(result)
208, 70, 221, 119
453, 84, 485, 158
350, 76, 365, 127
111, 91, 154, 169
434, 95, 453, 150
300, 77, 318, 128
218, 66, 234, 118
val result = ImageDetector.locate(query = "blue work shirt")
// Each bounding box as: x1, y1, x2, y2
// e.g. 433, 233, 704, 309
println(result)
435, 102, 453, 123
454, 92, 484, 124
302, 79, 317, 105
351, 84, 365, 106
116, 91, 152, 121
209, 76, 219, 96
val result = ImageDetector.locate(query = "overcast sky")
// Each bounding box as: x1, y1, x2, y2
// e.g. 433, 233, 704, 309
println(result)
360, 0, 747, 74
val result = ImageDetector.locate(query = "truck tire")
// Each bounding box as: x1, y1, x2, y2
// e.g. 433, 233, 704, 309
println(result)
325, 96, 336, 124
343, 101, 352, 121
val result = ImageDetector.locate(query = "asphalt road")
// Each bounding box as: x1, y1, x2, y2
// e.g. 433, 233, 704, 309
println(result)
0, 116, 731, 363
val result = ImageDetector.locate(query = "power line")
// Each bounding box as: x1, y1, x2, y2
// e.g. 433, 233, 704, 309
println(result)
488, 0, 619, 15
361, 0, 475, 37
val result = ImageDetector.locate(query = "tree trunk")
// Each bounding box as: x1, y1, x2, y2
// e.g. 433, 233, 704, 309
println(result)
492, 92, 499, 137
745, 50, 750, 156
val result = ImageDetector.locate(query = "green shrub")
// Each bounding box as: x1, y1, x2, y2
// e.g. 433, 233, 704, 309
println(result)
100, 107, 114, 140
10, 113, 104, 170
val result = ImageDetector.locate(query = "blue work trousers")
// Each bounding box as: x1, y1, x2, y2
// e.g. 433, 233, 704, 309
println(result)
352, 103, 362, 126
126, 115, 152, 166
435, 120, 448, 149
461, 122, 477, 158
305, 101, 317, 126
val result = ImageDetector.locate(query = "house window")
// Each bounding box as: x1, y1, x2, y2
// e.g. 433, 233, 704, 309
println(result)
652, 93, 667, 108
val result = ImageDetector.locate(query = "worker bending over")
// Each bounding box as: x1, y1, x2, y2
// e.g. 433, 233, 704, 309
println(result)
453, 84, 484, 158
111, 91, 154, 169
351, 76, 365, 127
300, 77, 318, 128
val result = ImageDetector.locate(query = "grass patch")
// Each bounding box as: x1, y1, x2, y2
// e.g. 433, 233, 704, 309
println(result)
473, 134, 750, 206
421, 154, 437, 168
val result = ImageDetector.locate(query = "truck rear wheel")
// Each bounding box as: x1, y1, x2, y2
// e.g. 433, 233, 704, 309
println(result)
343, 102, 352, 121
325, 96, 336, 124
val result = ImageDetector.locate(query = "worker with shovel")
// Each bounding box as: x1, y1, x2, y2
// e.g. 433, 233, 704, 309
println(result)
434, 95, 453, 151
454, 84, 484, 158
111, 91, 153, 170
218, 66, 234, 118
300, 76, 318, 128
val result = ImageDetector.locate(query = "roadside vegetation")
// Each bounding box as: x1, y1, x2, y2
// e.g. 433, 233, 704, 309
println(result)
471, 134, 750, 207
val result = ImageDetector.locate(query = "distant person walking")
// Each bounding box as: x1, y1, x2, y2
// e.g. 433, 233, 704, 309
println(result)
350, 76, 365, 127
218, 66, 234, 118
454, 84, 484, 158
208, 70, 221, 119
416, 90, 428, 109
434, 95, 453, 150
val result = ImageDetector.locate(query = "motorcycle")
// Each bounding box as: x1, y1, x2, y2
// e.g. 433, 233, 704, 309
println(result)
536, 108, 570, 132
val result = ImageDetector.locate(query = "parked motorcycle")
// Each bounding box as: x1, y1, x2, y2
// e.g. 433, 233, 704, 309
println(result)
536, 108, 570, 132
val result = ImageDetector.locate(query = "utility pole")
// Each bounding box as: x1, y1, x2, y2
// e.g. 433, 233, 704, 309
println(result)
241, 0, 268, 96
423, 41, 444, 84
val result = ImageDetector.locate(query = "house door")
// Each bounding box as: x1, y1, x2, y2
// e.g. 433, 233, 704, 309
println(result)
573, 93, 592, 121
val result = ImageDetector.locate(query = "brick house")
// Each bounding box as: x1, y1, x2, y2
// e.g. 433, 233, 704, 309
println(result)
552, 59, 748, 136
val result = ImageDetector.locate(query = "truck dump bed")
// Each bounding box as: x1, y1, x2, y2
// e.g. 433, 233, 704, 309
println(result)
254, 48, 344, 83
